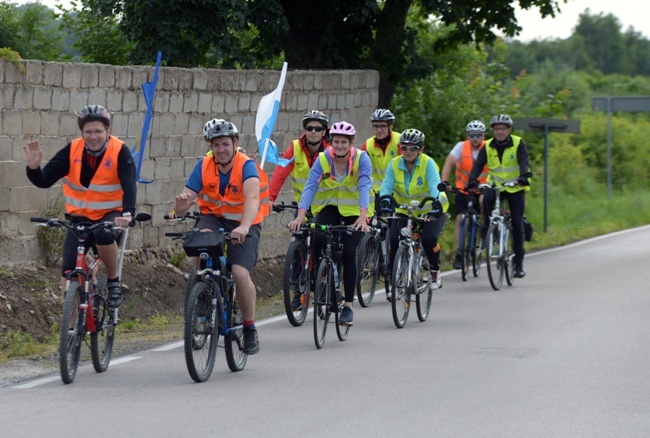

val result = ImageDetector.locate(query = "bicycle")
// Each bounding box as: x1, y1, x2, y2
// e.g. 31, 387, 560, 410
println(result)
311, 223, 355, 349
384, 195, 439, 329
438, 184, 483, 281
30, 212, 151, 384
273, 202, 314, 327
479, 182, 517, 291
165, 218, 247, 382
355, 194, 392, 307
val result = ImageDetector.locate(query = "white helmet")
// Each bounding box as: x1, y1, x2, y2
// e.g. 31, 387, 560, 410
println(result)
465, 120, 486, 132
203, 119, 239, 140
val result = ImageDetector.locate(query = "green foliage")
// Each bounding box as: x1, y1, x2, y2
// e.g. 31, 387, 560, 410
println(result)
170, 244, 186, 269
0, 46, 25, 72
36, 197, 66, 267
0, 331, 49, 359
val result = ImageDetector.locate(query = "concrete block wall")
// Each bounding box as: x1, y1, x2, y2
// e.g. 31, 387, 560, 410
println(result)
0, 59, 379, 263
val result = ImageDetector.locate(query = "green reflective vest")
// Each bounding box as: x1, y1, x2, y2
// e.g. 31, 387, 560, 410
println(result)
312, 149, 363, 217
391, 154, 449, 216
485, 136, 529, 193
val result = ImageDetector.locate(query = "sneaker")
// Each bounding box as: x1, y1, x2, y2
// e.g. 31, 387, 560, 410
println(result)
430, 271, 442, 290
339, 305, 354, 326
107, 281, 123, 308
291, 292, 302, 310
243, 326, 260, 355
386, 289, 392, 302
453, 253, 463, 270
514, 264, 526, 278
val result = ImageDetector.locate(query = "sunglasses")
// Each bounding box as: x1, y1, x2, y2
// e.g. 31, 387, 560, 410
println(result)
468, 133, 483, 139
305, 126, 325, 132
372, 124, 389, 130
401, 145, 420, 152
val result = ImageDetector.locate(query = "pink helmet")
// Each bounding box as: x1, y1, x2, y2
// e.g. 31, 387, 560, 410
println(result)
329, 121, 356, 137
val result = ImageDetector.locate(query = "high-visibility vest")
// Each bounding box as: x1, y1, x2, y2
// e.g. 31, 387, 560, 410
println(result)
311, 147, 363, 217
391, 154, 449, 216
289, 140, 313, 203
62, 137, 124, 220
365, 132, 400, 215
485, 136, 529, 193
455, 140, 488, 191
197, 151, 270, 224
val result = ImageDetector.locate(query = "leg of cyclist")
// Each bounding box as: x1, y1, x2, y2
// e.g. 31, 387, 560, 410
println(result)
387, 215, 408, 300
94, 211, 123, 307
480, 188, 496, 247
421, 215, 446, 289
453, 192, 469, 269
339, 214, 364, 325
505, 191, 526, 278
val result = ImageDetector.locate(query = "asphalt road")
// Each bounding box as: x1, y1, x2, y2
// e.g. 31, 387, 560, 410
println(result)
2, 226, 650, 437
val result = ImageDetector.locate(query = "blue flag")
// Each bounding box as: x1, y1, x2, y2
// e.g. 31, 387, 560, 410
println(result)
130, 51, 162, 183
255, 62, 293, 168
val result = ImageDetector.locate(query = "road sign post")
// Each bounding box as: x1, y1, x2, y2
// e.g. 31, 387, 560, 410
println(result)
513, 118, 581, 233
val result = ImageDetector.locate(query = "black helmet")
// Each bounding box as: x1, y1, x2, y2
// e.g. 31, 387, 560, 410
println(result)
399, 129, 425, 147
77, 105, 111, 129
203, 119, 239, 140
490, 114, 513, 127
302, 110, 329, 128
370, 109, 395, 123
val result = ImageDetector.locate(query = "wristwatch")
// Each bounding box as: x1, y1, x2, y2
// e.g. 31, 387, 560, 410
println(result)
122, 212, 132, 217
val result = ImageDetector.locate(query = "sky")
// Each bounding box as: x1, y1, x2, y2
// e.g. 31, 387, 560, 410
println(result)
12, 0, 650, 42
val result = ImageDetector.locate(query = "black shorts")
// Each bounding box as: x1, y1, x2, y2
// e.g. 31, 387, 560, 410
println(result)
195, 215, 261, 271
454, 192, 470, 216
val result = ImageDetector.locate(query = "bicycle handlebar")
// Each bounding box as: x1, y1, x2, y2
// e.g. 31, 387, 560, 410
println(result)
164, 211, 200, 221
377, 194, 439, 212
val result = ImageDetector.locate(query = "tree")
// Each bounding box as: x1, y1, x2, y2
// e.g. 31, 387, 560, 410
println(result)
1, 1, 62, 60
70, 0, 563, 106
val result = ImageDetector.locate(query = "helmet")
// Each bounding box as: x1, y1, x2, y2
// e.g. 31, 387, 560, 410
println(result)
329, 121, 356, 137
465, 120, 486, 132
399, 129, 425, 147
302, 110, 329, 128
490, 114, 513, 128
203, 118, 239, 140
77, 105, 111, 129
370, 109, 395, 123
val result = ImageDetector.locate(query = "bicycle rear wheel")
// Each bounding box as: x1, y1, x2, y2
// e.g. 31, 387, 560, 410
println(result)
282, 239, 310, 326
313, 260, 332, 349
59, 281, 84, 384
486, 223, 504, 290
356, 233, 379, 307
460, 215, 470, 281
416, 255, 433, 322
225, 287, 247, 372
391, 246, 411, 328
184, 281, 219, 382
91, 276, 115, 373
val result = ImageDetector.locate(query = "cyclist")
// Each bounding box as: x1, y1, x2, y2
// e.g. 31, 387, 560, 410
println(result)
288, 121, 372, 326
440, 120, 489, 270
23, 105, 136, 308
171, 119, 269, 354
467, 114, 530, 279
269, 110, 330, 205
379, 129, 448, 290
269, 110, 330, 310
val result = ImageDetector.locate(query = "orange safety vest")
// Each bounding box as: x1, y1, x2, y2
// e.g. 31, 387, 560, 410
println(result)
197, 151, 269, 224
62, 137, 124, 220
455, 140, 488, 192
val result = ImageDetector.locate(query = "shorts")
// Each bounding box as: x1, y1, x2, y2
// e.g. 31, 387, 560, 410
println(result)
195, 214, 261, 271
454, 192, 470, 216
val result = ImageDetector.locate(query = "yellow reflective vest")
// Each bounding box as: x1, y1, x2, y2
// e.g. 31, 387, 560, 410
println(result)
391, 154, 449, 216
311, 148, 363, 217
485, 136, 529, 193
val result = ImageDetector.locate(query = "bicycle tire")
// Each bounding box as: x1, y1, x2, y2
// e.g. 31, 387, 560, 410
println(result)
416, 254, 433, 322
391, 245, 411, 328
184, 281, 219, 382
313, 260, 332, 349
225, 285, 247, 372
335, 264, 351, 341
356, 233, 379, 307
472, 217, 482, 277
282, 239, 310, 326
59, 281, 83, 384
90, 276, 114, 373
486, 222, 504, 290
460, 215, 470, 281
504, 223, 515, 286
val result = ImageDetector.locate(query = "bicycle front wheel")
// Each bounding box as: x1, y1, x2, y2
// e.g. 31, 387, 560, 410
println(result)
356, 233, 379, 307
460, 215, 470, 281
486, 223, 504, 290
472, 218, 482, 277
90, 276, 115, 373
282, 239, 310, 326
184, 281, 219, 382
225, 288, 247, 372
59, 281, 84, 384
504, 224, 515, 286
313, 260, 332, 349
391, 246, 411, 328
415, 255, 433, 322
